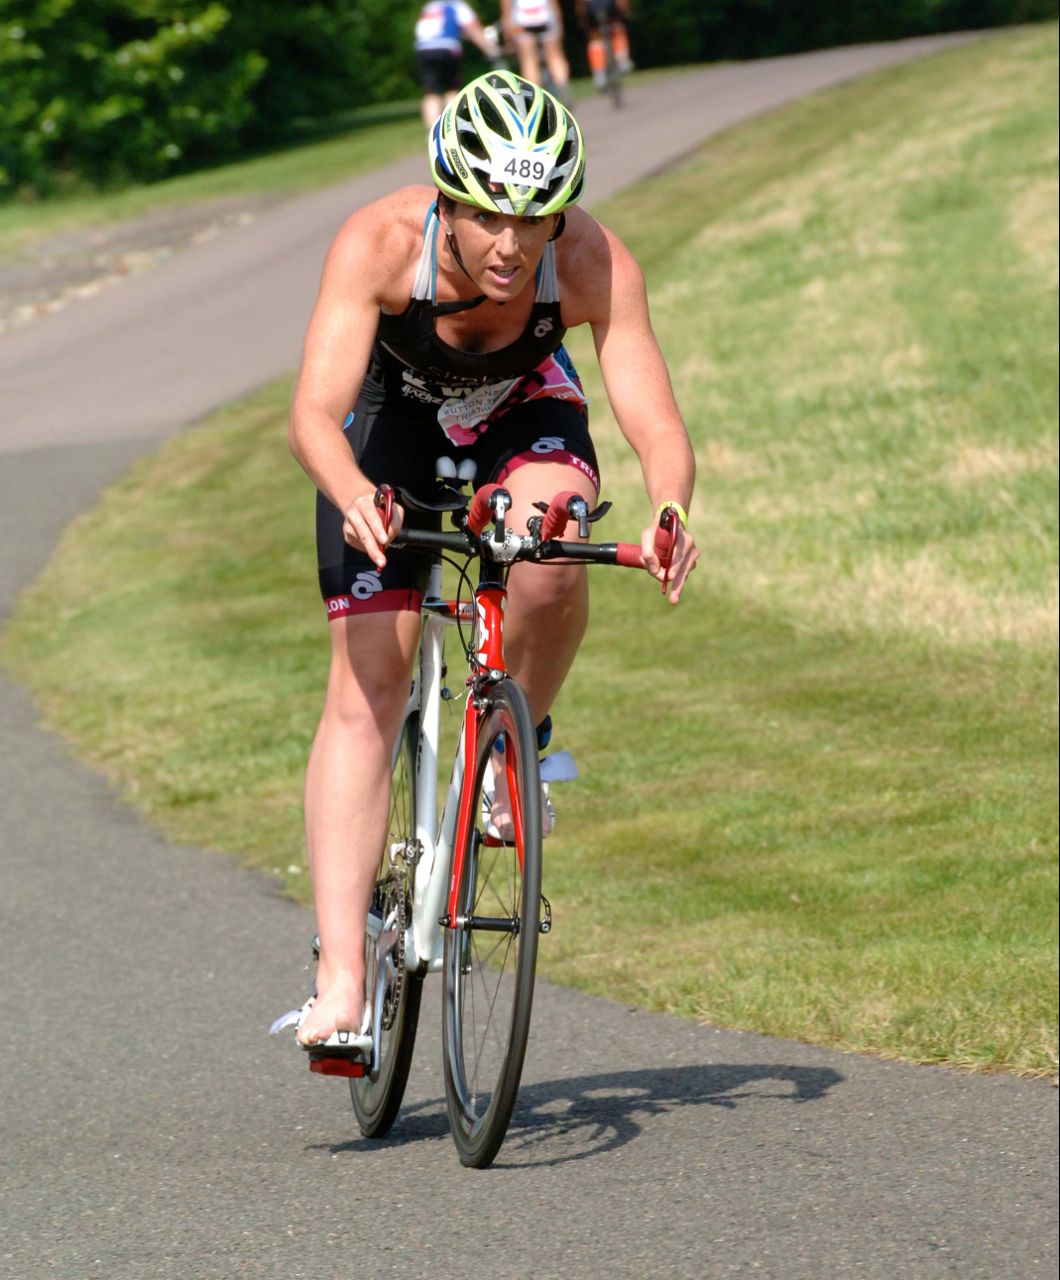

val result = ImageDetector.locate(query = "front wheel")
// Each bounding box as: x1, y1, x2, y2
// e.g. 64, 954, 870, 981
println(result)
602, 23, 624, 108
350, 715, 423, 1139
442, 680, 542, 1168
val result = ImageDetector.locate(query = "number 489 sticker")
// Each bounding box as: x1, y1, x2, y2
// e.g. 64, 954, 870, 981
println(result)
489, 149, 556, 190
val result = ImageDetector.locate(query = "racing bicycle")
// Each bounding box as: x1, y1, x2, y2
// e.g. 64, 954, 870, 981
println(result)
594, 11, 625, 109
312, 465, 680, 1168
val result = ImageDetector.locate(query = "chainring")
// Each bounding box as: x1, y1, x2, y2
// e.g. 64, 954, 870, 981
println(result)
375, 870, 408, 1032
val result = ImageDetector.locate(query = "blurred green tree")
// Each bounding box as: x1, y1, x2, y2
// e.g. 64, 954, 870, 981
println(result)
2, 0, 1055, 196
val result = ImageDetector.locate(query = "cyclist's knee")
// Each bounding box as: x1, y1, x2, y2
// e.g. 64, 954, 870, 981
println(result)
500, 462, 598, 533
510, 557, 588, 615
322, 671, 406, 740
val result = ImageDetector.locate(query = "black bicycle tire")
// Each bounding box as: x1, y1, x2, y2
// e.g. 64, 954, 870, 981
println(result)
603, 21, 623, 109
442, 680, 542, 1168
350, 715, 423, 1138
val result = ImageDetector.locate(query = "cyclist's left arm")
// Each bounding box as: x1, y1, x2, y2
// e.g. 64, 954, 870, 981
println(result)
580, 224, 700, 603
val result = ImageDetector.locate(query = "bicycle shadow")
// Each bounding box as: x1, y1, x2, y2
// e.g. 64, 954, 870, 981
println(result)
321, 1060, 843, 1167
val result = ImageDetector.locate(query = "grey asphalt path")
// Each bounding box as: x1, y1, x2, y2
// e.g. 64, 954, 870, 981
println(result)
1, 35, 1055, 1280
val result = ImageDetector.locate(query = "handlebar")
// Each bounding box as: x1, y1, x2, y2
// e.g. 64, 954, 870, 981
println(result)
374, 482, 680, 584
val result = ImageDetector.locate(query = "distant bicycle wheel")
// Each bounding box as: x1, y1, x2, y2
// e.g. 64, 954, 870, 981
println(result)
442, 680, 542, 1168
351, 715, 423, 1139
599, 20, 624, 108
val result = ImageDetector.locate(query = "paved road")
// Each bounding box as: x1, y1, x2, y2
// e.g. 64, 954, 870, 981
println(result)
1, 36, 1056, 1280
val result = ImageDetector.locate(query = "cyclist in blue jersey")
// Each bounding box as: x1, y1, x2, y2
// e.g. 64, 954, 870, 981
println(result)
415, 1, 500, 127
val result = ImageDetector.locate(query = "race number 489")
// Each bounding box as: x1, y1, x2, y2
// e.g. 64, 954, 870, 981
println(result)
489, 149, 556, 189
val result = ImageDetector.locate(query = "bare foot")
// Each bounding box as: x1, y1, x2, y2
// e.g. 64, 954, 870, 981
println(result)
295, 975, 366, 1047
488, 759, 554, 841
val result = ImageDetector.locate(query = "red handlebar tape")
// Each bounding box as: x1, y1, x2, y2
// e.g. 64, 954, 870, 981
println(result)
614, 543, 644, 568
654, 506, 680, 594
466, 483, 504, 535
540, 490, 583, 541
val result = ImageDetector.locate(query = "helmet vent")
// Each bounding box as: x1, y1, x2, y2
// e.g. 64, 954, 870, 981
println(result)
458, 119, 489, 161
475, 93, 512, 142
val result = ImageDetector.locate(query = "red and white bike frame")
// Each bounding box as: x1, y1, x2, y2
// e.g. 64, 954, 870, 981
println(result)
367, 480, 680, 975
390, 562, 519, 975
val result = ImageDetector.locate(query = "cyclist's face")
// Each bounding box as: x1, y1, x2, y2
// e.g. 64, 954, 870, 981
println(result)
446, 204, 557, 300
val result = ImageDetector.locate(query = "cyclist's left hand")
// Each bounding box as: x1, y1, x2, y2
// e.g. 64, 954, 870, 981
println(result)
640, 519, 700, 604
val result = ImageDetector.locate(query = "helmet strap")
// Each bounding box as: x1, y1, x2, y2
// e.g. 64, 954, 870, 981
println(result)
548, 212, 566, 242
442, 222, 480, 288
435, 220, 489, 311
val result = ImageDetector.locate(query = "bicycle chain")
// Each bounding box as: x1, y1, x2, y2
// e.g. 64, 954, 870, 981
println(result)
379, 869, 407, 1032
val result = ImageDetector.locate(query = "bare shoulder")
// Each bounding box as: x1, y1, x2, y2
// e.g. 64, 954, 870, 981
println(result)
555, 207, 645, 326
322, 184, 435, 306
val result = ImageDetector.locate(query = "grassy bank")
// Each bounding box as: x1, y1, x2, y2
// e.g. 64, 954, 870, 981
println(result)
2, 25, 1056, 1075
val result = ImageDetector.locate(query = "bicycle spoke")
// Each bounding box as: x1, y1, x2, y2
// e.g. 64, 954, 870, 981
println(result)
350, 716, 423, 1139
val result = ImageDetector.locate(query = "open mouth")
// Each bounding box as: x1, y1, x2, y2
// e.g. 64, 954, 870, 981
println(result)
487, 265, 519, 284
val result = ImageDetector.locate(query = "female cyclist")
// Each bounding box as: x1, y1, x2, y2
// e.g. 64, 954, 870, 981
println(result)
500, 0, 571, 101
283, 71, 699, 1053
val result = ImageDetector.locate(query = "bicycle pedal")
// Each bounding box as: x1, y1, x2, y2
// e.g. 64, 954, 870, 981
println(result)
309, 1056, 367, 1079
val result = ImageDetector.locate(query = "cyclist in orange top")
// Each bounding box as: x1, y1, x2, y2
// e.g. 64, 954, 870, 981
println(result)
500, 0, 571, 100
284, 73, 698, 1052
576, 0, 633, 89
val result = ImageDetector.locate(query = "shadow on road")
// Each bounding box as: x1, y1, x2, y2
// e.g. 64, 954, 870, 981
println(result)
318, 1060, 844, 1167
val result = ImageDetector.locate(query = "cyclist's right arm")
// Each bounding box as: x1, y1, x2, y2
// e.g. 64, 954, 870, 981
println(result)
288, 194, 414, 567
462, 14, 501, 59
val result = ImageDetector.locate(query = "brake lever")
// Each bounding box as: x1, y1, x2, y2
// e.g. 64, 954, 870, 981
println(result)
654, 506, 680, 596
374, 484, 394, 533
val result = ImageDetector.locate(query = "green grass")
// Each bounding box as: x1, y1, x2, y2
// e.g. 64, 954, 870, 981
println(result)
2, 26, 1057, 1076
0, 101, 426, 259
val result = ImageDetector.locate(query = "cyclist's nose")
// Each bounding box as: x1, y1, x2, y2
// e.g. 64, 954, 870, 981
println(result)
495, 225, 520, 258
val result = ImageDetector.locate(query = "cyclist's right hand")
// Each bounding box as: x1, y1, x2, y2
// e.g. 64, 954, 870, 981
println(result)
341, 487, 403, 569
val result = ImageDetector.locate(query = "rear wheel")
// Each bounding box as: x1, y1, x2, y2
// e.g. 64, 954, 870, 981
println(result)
442, 680, 542, 1168
351, 715, 423, 1138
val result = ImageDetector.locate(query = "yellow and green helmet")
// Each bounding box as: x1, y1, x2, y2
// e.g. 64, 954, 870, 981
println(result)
428, 71, 585, 217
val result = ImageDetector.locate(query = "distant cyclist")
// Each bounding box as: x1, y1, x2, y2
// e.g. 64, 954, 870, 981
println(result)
415, 1, 500, 127
500, 0, 572, 102
576, 0, 633, 90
